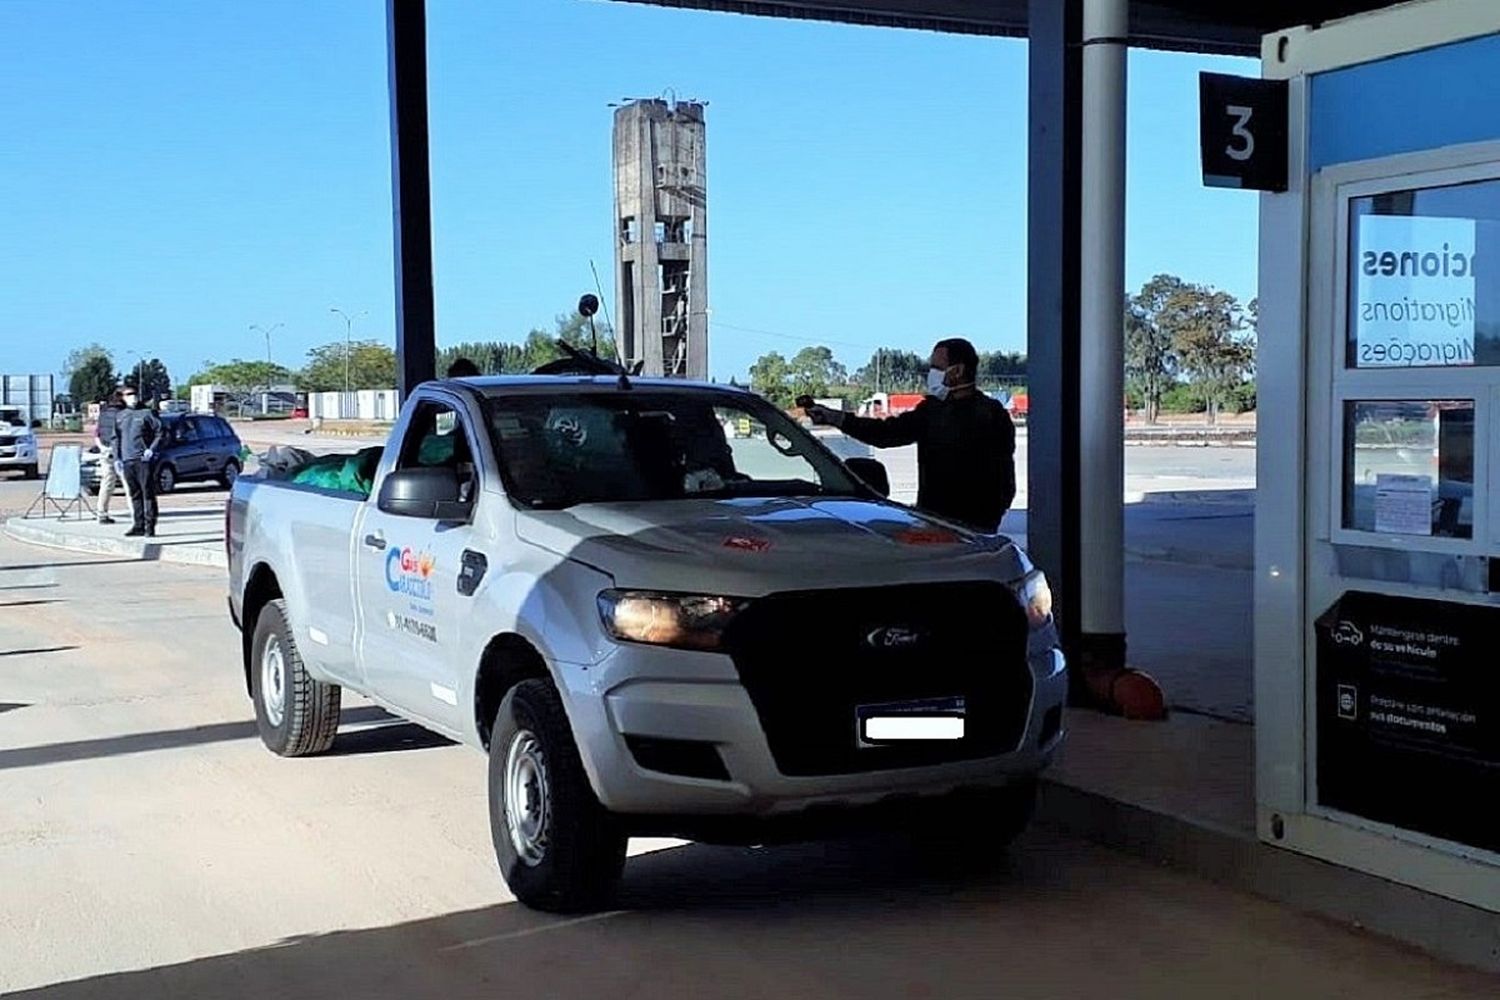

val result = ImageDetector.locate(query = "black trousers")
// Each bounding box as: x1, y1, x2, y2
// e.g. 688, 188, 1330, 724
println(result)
123, 459, 158, 532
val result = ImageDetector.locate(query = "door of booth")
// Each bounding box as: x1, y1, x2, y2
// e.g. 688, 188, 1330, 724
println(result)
1258, 9, 1500, 912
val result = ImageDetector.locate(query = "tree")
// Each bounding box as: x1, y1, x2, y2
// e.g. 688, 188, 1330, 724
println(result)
1125, 275, 1188, 424
748, 351, 792, 407
187, 359, 294, 393
852, 349, 927, 394
977, 349, 1027, 388
437, 311, 618, 377
66, 344, 117, 405
299, 340, 397, 392
788, 345, 844, 400
121, 358, 172, 402
1163, 285, 1254, 425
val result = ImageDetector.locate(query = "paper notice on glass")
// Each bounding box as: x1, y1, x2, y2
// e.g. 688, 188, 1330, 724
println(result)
1374, 473, 1433, 536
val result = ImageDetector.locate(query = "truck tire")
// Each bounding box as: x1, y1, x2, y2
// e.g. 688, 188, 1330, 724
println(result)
219, 459, 241, 488
24, 464, 39, 480
488, 679, 626, 912
250, 598, 340, 757
156, 463, 176, 494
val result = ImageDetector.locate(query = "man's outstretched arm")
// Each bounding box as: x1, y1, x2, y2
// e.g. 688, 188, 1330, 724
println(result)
811, 401, 929, 449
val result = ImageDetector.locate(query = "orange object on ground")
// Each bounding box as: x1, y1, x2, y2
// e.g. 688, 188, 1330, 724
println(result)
1082, 664, 1168, 721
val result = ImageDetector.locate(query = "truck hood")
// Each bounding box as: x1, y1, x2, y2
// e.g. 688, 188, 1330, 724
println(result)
515, 497, 1031, 595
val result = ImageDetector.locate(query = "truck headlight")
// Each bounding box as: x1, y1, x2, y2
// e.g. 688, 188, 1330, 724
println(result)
598, 590, 750, 651
1009, 570, 1053, 628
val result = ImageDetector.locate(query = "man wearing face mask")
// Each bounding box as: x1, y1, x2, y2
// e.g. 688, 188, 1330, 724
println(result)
112, 387, 164, 537
809, 338, 1015, 533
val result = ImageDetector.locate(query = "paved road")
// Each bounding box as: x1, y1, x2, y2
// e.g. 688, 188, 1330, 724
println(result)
1, 532, 1492, 997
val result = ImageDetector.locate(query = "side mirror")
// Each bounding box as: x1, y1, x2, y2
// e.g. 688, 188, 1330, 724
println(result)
846, 457, 891, 498
378, 466, 471, 520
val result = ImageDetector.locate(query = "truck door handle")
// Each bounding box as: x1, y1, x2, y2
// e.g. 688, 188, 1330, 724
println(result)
363, 533, 387, 551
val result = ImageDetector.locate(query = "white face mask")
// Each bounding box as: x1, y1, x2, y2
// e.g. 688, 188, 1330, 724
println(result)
124, 396, 139, 408
926, 367, 950, 400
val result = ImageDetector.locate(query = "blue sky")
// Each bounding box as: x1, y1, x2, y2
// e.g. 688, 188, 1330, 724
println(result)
0, 0, 1257, 388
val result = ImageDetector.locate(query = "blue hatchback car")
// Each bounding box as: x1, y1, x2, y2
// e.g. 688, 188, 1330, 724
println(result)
85, 414, 245, 495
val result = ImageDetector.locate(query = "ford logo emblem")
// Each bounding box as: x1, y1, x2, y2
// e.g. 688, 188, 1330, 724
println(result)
866, 626, 923, 650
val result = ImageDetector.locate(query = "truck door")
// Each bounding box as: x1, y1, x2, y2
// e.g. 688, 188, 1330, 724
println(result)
354, 396, 481, 730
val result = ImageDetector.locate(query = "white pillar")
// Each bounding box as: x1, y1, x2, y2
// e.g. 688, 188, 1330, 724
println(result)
1079, 0, 1128, 644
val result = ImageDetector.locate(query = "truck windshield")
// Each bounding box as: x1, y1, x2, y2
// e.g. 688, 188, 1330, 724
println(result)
483, 391, 866, 508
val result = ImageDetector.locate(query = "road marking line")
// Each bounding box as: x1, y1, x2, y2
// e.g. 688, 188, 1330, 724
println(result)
440, 910, 625, 951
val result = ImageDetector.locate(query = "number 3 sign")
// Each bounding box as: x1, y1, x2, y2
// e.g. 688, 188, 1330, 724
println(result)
1200, 72, 1288, 192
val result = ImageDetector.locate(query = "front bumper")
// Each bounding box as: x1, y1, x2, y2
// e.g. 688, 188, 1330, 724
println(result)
0, 444, 38, 468
556, 641, 1067, 818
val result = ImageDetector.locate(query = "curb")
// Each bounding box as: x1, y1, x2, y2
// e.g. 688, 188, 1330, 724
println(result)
1036, 777, 1500, 975
4, 516, 227, 569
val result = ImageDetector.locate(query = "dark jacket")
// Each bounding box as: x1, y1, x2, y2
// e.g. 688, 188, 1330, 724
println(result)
839, 393, 1016, 533
95, 406, 121, 451
113, 405, 163, 462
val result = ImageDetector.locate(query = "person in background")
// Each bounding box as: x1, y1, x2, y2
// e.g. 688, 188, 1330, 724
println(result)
809, 337, 1015, 533
93, 389, 125, 526
447, 357, 481, 378
112, 386, 163, 538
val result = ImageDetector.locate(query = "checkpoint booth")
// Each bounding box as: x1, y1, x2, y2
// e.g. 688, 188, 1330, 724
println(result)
1256, 1, 1500, 911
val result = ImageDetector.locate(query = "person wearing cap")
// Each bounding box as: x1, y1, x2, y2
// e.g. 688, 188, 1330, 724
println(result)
112, 386, 164, 537
447, 357, 481, 378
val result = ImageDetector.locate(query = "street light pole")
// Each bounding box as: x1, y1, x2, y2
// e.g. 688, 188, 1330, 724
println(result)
329, 308, 355, 396
250, 323, 285, 414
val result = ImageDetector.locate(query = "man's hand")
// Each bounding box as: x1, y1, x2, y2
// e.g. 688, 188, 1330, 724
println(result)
806, 405, 844, 428
142, 449, 154, 462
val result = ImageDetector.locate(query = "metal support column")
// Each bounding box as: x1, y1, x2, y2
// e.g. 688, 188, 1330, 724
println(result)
1077, 0, 1129, 673
387, 0, 436, 400
1026, 0, 1084, 671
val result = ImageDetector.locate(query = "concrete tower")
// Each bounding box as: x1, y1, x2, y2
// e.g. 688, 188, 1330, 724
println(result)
613, 99, 708, 379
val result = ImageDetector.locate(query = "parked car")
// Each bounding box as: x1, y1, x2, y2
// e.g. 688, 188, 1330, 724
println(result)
227, 375, 1066, 912
84, 413, 244, 495
0, 406, 40, 479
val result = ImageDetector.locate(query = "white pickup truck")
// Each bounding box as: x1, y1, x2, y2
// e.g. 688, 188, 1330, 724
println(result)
228, 375, 1066, 911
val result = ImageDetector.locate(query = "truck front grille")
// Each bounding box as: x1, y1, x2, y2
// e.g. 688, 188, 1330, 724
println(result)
721, 582, 1033, 777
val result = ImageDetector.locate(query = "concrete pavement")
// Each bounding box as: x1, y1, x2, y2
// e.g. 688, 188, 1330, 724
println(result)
1, 532, 1494, 997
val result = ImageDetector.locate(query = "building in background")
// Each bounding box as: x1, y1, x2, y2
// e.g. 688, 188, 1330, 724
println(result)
613, 98, 708, 379
0, 374, 56, 428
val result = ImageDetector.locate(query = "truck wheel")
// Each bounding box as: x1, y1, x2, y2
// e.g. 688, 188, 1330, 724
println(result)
156, 464, 176, 494
24, 464, 39, 480
488, 679, 626, 912
250, 598, 340, 757
219, 459, 241, 488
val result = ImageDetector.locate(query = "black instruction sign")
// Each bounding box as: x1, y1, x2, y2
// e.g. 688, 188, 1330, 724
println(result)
1316, 591, 1500, 853
1199, 72, 1289, 193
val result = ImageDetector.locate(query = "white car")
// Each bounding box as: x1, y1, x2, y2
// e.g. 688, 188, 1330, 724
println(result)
0, 407, 39, 479
227, 376, 1065, 911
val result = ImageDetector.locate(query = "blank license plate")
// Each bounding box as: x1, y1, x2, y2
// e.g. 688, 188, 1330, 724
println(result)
857, 697, 965, 746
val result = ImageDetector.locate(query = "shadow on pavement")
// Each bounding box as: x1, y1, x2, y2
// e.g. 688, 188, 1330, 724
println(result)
4, 831, 1052, 1000
0, 562, 129, 573
0, 702, 28, 715
328, 720, 457, 755
0, 598, 62, 608
0, 645, 79, 658
0, 705, 393, 771
9, 823, 1490, 1000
